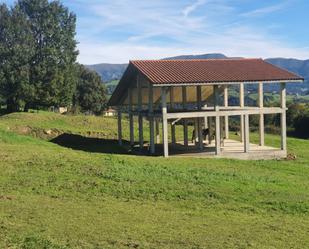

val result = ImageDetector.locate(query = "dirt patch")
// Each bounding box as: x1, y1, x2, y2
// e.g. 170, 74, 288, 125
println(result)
13, 126, 63, 140
0, 195, 14, 201
11, 125, 115, 141
286, 153, 297, 161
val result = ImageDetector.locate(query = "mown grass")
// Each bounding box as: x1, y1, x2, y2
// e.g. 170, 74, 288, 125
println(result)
0, 112, 309, 248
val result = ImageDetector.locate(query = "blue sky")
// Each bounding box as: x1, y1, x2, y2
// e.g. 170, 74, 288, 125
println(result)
2, 0, 309, 64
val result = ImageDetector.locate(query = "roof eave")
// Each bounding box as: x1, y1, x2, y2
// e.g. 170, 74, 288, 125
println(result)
152, 79, 304, 87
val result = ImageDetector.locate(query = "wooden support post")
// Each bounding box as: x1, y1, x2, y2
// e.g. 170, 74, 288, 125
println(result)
194, 119, 198, 145
155, 119, 160, 144
182, 86, 188, 147
240, 83, 245, 142
170, 87, 176, 145
280, 83, 287, 152
258, 82, 265, 146
244, 114, 250, 153
128, 88, 134, 146
215, 115, 220, 155
208, 117, 212, 145
149, 84, 155, 154
197, 86, 203, 151
224, 85, 229, 139
171, 124, 176, 145
162, 87, 169, 157
137, 75, 143, 151
214, 85, 221, 155
117, 110, 122, 146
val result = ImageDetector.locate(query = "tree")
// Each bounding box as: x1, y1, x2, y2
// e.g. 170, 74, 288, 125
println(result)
294, 111, 309, 138
0, 3, 35, 112
75, 65, 107, 114
0, 0, 78, 112
286, 103, 306, 127
17, 0, 78, 109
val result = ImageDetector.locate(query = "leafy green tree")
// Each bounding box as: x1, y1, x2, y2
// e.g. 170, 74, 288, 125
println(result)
0, 3, 35, 112
294, 110, 309, 138
286, 103, 306, 127
17, 0, 78, 109
75, 65, 107, 114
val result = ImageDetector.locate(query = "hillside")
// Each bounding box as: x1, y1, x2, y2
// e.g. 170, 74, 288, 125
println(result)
87, 54, 309, 95
0, 112, 309, 248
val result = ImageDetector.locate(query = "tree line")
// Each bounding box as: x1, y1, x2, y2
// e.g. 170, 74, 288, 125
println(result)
0, 0, 107, 114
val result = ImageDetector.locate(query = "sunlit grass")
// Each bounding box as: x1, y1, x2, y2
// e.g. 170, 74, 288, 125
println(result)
0, 112, 308, 248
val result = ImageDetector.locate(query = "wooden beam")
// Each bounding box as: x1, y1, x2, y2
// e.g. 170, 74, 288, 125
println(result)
149, 83, 155, 154
128, 88, 134, 146
152, 79, 303, 87
258, 82, 265, 146
166, 107, 284, 119
244, 114, 250, 153
162, 87, 169, 157
214, 85, 221, 155
280, 83, 287, 152
224, 85, 229, 139
117, 110, 122, 146
137, 75, 143, 151
182, 86, 188, 147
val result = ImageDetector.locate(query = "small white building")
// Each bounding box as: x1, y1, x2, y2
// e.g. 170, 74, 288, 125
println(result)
104, 108, 116, 117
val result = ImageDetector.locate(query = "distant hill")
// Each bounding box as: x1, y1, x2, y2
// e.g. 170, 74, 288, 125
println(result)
85, 63, 127, 83
86, 53, 309, 95
164, 53, 228, 60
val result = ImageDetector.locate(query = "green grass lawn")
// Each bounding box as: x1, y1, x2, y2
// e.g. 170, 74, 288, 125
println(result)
0, 112, 309, 248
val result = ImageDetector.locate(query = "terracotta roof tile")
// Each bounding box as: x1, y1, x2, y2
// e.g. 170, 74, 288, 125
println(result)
108, 58, 304, 106
130, 59, 303, 84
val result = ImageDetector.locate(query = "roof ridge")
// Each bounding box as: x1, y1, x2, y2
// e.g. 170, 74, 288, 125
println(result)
130, 58, 263, 63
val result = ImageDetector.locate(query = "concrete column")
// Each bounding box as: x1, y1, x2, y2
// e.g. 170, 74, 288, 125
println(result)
128, 88, 134, 146
182, 86, 188, 147
162, 87, 169, 157
117, 110, 122, 146
244, 114, 250, 153
214, 85, 221, 155
240, 83, 245, 142
224, 85, 229, 139
280, 83, 287, 151
258, 82, 265, 146
149, 83, 155, 154
137, 75, 143, 151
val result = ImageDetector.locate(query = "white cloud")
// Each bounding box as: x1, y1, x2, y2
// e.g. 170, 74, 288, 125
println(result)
182, 0, 207, 17
240, 1, 291, 18
73, 0, 309, 64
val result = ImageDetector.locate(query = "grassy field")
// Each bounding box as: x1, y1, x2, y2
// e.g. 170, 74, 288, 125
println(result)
0, 112, 309, 248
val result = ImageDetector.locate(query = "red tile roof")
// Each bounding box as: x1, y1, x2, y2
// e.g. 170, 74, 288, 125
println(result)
131, 59, 303, 84
108, 58, 303, 106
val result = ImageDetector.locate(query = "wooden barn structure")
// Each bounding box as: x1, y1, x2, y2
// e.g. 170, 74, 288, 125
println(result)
108, 59, 303, 159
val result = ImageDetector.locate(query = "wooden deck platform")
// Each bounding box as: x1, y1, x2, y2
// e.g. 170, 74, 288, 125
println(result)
135, 139, 286, 160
